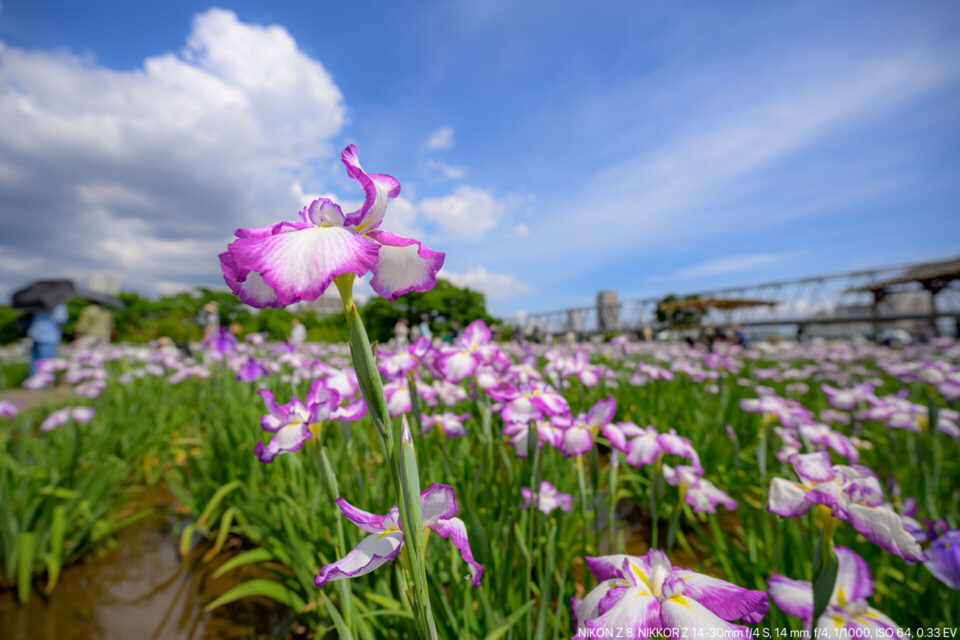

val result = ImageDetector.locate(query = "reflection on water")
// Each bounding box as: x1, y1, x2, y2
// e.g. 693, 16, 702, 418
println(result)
0, 489, 292, 640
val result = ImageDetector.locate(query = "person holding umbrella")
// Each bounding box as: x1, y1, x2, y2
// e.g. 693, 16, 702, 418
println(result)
12, 279, 75, 376
26, 302, 68, 375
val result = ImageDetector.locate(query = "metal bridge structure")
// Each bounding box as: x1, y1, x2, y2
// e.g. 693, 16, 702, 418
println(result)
508, 257, 960, 338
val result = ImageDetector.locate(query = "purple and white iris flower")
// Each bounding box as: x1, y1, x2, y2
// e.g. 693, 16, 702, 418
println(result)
662, 464, 737, 514
421, 412, 470, 438
607, 423, 702, 471
0, 400, 20, 418
768, 546, 900, 636
767, 452, 926, 562
521, 481, 573, 514
559, 396, 617, 457
573, 550, 767, 637
487, 382, 570, 426
315, 483, 483, 587
254, 381, 341, 463
440, 319, 495, 383
220, 145, 444, 308
822, 383, 875, 412
39, 406, 96, 432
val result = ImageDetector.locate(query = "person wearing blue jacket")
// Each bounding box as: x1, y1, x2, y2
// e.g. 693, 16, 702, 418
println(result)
28, 303, 68, 376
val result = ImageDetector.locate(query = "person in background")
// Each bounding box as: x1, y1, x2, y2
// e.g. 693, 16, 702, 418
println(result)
394, 317, 410, 346
418, 317, 433, 342
202, 302, 219, 340
75, 303, 113, 349
28, 302, 68, 376
732, 324, 748, 347
290, 318, 307, 345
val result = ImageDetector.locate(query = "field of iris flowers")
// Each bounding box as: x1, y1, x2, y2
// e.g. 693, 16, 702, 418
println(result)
2, 145, 959, 638
1, 329, 958, 638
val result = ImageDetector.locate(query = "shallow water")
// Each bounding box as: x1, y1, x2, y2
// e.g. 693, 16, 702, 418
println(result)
0, 489, 293, 640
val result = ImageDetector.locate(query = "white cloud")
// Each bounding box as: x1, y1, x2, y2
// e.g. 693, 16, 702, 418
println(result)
424, 126, 455, 150
0, 8, 346, 296
671, 253, 780, 279
425, 158, 466, 180
442, 266, 533, 300
513, 223, 530, 237
419, 186, 504, 241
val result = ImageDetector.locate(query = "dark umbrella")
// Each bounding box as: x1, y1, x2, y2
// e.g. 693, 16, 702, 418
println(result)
11, 280, 77, 312
77, 290, 125, 311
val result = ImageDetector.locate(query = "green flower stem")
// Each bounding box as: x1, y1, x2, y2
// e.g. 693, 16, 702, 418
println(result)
526, 420, 542, 636
607, 450, 619, 551
649, 458, 662, 549
318, 446, 354, 627
335, 275, 439, 639
809, 513, 839, 635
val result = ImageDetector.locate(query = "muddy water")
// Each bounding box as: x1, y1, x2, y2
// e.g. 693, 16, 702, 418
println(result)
0, 490, 293, 640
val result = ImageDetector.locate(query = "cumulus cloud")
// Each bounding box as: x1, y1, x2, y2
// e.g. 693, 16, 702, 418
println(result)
442, 266, 533, 300
0, 8, 345, 297
418, 186, 505, 241
424, 126, 455, 150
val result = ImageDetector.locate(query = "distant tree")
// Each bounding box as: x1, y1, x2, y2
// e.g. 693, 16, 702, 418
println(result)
656, 294, 703, 328
0, 279, 493, 346
0, 306, 20, 345
362, 278, 496, 343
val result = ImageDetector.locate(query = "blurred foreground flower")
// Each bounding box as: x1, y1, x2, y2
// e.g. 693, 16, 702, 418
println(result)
768, 546, 900, 634
924, 529, 960, 589
573, 550, 767, 637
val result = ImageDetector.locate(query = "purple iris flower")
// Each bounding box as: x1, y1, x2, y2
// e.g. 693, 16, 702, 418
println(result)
0, 401, 19, 418
768, 546, 900, 633
822, 383, 875, 411
559, 396, 617, 457
486, 382, 570, 425
421, 412, 470, 438
203, 328, 237, 356
315, 483, 483, 588
521, 481, 572, 514
573, 550, 767, 637
440, 319, 494, 383
767, 452, 926, 562
236, 356, 268, 383
662, 464, 736, 514
253, 381, 341, 463
612, 424, 702, 471
924, 529, 960, 589
219, 145, 444, 307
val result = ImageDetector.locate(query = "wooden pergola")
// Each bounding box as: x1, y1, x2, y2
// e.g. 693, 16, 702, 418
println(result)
657, 297, 775, 328
846, 256, 960, 338
657, 297, 774, 313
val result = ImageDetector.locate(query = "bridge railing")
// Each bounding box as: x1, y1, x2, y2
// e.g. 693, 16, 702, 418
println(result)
509, 259, 960, 335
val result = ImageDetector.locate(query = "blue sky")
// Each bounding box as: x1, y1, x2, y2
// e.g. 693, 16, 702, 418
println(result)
0, 1, 958, 315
